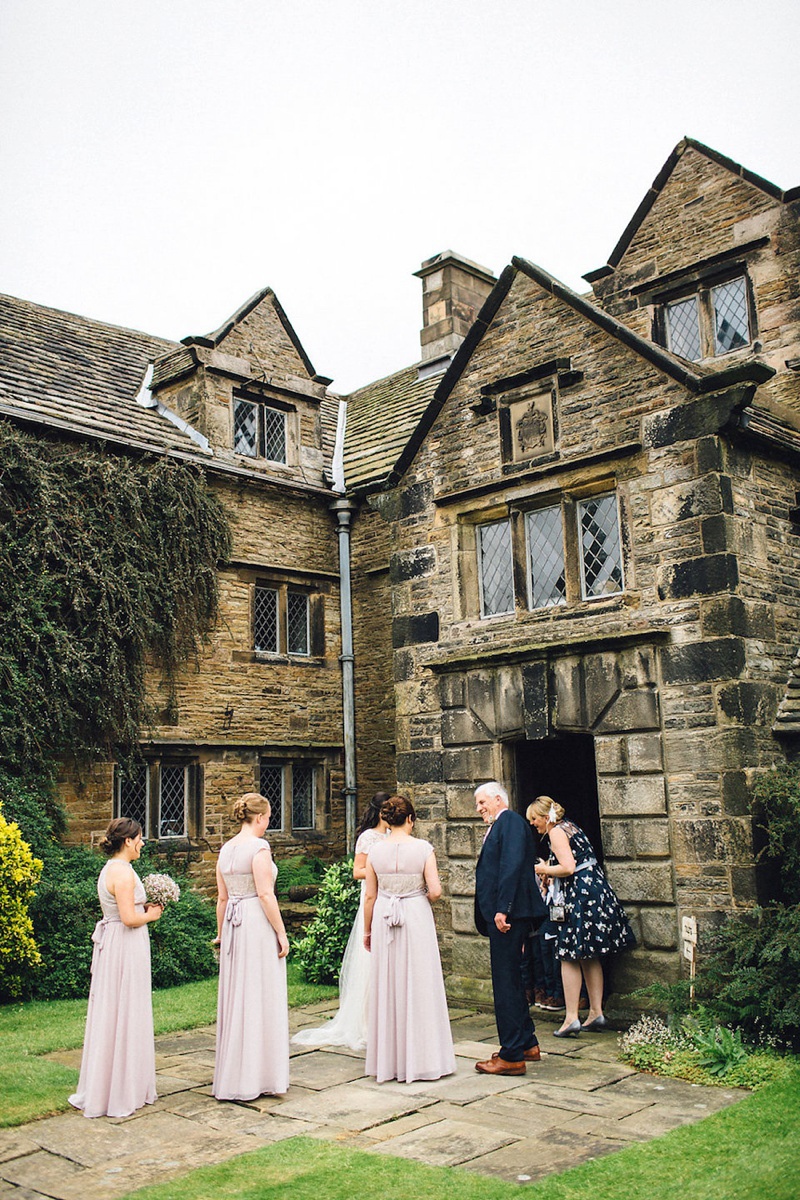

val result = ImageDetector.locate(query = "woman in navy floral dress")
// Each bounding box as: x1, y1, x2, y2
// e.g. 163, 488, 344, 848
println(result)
531, 796, 635, 1037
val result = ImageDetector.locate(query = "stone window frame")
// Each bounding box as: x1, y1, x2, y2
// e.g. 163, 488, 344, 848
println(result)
460, 480, 626, 620
654, 268, 757, 363
113, 760, 203, 843
252, 576, 324, 661
232, 389, 294, 464
257, 757, 319, 833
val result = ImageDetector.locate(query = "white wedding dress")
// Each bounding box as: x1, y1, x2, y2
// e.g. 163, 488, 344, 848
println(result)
292, 827, 385, 1051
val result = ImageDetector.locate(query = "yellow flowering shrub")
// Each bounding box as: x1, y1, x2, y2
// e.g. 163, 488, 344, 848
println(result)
0, 803, 43, 998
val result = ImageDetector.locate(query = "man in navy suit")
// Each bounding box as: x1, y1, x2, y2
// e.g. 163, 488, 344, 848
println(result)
474, 780, 546, 1074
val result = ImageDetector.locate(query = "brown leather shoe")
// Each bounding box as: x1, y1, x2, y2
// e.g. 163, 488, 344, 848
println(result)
475, 1057, 526, 1075
492, 1045, 540, 1063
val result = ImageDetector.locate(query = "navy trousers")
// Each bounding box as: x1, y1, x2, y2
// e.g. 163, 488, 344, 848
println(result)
488, 918, 537, 1060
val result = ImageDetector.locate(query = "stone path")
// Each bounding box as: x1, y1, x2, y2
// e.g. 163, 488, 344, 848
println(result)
0, 1003, 748, 1198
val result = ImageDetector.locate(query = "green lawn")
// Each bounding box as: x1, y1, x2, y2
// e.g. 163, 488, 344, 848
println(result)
0, 964, 336, 1127
118, 1067, 800, 1200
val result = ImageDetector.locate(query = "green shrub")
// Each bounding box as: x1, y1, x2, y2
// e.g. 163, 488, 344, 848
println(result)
292, 858, 359, 984
0, 805, 43, 1000
27, 843, 100, 999
148, 886, 217, 990
751, 762, 800, 905
274, 855, 325, 897
698, 904, 800, 1052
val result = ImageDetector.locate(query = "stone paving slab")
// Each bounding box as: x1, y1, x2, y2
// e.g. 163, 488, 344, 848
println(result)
272, 1082, 438, 1130
465, 1128, 625, 1182
367, 1117, 516, 1167
0, 1003, 750, 1196
0, 1132, 40, 1164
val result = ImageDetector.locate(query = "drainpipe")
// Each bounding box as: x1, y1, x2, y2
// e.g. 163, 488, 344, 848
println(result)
331, 400, 357, 853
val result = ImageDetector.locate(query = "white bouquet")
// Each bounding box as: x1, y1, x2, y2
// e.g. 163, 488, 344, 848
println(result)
142, 872, 180, 907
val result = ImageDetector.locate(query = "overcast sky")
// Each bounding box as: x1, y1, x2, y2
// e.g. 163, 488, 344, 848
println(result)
1, 1, 797, 392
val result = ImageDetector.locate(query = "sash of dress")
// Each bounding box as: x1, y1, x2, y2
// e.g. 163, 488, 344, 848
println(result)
90, 915, 122, 973
223, 893, 260, 953
377, 885, 427, 942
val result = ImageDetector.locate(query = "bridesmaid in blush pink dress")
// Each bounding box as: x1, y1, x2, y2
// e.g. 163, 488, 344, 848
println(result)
364, 795, 455, 1083
213, 793, 289, 1100
69, 817, 163, 1118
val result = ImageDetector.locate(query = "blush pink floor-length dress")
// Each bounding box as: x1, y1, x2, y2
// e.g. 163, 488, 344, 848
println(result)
69, 861, 157, 1118
365, 837, 456, 1083
212, 837, 289, 1100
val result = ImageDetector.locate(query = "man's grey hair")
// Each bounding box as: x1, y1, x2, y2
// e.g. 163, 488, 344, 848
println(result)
474, 781, 509, 807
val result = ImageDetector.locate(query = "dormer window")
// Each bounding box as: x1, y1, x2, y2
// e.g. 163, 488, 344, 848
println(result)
233, 395, 287, 462
662, 274, 752, 362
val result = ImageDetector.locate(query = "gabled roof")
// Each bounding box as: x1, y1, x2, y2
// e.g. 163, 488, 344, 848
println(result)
378, 257, 775, 489
585, 138, 800, 283
342, 364, 440, 494
181, 286, 331, 385
0, 293, 203, 455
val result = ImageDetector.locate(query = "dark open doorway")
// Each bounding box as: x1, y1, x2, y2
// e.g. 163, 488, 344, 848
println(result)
513, 734, 603, 864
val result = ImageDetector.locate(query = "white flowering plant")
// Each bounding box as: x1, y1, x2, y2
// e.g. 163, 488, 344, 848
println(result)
142, 872, 181, 908
618, 1010, 788, 1090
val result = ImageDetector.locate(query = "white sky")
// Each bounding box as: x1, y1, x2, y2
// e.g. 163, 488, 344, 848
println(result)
1, 0, 797, 393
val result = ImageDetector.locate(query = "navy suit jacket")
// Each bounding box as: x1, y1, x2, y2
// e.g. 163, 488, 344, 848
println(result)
474, 808, 547, 936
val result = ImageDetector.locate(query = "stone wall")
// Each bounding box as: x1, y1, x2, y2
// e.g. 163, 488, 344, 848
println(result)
373, 262, 800, 1007
350, 497, 398, 810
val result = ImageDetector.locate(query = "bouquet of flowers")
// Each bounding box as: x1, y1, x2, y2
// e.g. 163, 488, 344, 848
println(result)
142, 872, 181, 908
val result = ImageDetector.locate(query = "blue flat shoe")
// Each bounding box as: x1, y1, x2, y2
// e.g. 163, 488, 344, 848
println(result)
553, 1020, 581, 1038
581, 1015, 608, 1032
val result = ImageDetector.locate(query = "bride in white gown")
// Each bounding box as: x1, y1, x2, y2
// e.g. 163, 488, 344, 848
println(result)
292, 794, 389, 1050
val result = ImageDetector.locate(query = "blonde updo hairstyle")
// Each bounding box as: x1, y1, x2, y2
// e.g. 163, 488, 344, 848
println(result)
379, 794, 416, 827
99, 817, 142, 855
529, 796, 565, 824
232, 792, 271, 824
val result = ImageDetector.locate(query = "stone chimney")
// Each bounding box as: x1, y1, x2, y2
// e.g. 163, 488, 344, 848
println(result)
414, 251, 496, 373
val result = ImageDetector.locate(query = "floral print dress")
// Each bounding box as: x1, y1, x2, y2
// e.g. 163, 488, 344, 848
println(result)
551, 821, 636, 961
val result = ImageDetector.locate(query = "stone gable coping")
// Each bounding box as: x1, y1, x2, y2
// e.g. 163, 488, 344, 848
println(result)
511, 256, 775, 396
584, 136, 800, 283
387, 257, 775, 495
180, 286, 331, 385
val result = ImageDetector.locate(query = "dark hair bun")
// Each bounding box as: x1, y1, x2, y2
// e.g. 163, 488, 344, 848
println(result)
379, 794, 416, 827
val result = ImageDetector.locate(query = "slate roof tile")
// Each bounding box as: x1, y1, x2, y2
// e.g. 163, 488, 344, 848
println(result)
343, 364, 439, 492
0, 293, 198, 454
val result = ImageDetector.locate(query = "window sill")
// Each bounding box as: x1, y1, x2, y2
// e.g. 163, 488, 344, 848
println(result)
232, 650, 326, 666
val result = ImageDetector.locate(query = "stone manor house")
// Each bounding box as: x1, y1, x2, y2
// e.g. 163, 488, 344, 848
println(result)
2, 138, 799, 1005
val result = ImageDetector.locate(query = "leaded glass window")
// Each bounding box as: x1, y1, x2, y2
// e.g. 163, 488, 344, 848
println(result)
525, 505, 566, 609
579, 494, 623, 599
292, 764, 315, 829
287, 591, 309, 655
666, 296, 701, 362
478, 519, 514, 617
713, 277, 750, 354
233, 398, 287, 463
159, 765, 187, 838
254, 585, 278, 653
264, 407, 287, 462
115, 764, 148, 834
259, 761, 284, 831
233, 398, 258, 456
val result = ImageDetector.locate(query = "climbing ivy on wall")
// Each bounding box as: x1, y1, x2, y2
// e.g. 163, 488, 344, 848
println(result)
0, 420, 232, 780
